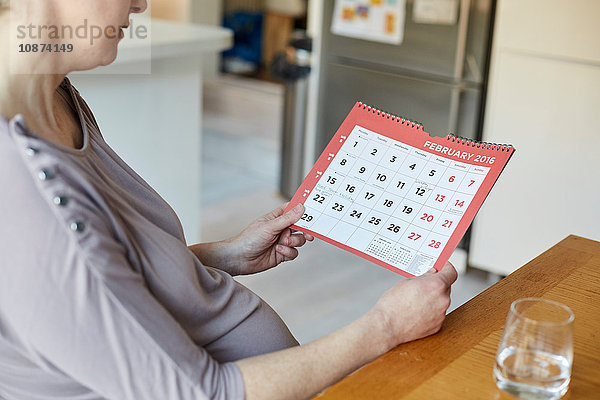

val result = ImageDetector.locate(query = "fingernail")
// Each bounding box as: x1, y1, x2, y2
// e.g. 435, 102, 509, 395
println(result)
294, 203, 303, 212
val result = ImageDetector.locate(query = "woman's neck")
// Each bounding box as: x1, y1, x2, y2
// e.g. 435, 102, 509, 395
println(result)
0, 12, 70, 143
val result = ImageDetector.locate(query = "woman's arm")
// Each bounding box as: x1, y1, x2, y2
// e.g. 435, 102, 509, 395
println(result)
236, 263, 457, 400
189, 239, 241, 275
189, 203, 313, 276
1, 216, 245, 399
238, 309, 388, 399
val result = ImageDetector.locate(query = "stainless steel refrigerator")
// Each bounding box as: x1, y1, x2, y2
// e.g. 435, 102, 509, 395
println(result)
313, 0, 495, 155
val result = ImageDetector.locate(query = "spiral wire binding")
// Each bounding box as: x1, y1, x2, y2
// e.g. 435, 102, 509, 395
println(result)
358, 102, 424, 130
358, 102, 513, 152
446, 134, 514, 152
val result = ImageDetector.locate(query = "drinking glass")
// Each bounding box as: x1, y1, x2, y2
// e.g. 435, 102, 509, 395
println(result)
494, 298, 574, 399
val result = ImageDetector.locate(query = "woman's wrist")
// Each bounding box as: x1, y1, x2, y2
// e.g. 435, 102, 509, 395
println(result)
188, 240, 242, 276
361, 307, 398, 355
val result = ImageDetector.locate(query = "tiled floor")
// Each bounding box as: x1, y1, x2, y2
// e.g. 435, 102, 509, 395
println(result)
201, 75, 496, 344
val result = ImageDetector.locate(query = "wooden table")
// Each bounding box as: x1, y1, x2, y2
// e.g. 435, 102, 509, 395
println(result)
315, 235, 600, 399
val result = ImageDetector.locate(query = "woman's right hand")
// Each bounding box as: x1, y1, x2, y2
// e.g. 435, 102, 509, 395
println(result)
370, 261, 458, 351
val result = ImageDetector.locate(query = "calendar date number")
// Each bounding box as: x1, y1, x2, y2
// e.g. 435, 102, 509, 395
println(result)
387, 223, 401, 233
313, 194, 325, 204
301, 213, 313, 222
428, 240, 442, 249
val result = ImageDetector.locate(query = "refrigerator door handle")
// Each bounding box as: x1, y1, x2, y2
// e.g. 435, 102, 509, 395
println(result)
466, 54, 483, 83
454, 0, 472, 80
449, 0, 472, 135
448, 85, 463, 135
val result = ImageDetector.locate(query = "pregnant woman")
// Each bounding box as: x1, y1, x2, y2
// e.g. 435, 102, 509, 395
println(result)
0, 1, 457, 399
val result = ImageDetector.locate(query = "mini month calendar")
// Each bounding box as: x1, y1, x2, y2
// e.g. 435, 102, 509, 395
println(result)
286, 102, 515, 277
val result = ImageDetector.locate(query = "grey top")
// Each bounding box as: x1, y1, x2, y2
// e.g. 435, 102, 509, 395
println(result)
0, 79, 297, 400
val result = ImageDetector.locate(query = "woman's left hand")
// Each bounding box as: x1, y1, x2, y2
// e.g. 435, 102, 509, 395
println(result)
226, 203, 314, 275
190, 203, 315, 276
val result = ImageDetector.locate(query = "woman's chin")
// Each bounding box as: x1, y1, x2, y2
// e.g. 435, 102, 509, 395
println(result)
100, 50, 119, 67
71, 48, 118, 71
96, 43, 120, 67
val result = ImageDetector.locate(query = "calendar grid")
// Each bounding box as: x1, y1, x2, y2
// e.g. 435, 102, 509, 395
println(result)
288, 102, 514, 277
297, 124, 490, 276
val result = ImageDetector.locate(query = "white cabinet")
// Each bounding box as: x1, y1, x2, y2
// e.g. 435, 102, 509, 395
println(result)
495, 0, 600, 63
469, 0, 600, 275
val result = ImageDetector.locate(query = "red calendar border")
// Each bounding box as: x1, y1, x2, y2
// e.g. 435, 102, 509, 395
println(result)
285, 102, 515, 277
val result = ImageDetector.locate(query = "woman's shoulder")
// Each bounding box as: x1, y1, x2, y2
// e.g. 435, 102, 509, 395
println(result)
0, 116, 114, 254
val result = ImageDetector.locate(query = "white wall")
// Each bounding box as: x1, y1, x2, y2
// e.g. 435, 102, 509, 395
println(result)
150, 0, 226, 79
469, 0, 600, 275
191, 0, 225, 80
191, 0, 223, 26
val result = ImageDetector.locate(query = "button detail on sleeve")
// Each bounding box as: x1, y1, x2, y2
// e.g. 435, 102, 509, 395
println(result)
70, 221, 85, 232
25, 147, 39, 156
38, 169, 56, 181
53, 196, 68, 206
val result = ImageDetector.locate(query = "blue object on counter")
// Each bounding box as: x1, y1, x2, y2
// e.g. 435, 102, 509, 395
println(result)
222, 12, 263, 70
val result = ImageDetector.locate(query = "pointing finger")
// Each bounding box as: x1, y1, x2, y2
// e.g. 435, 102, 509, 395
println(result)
263, 202, 289, 220
269, 203, 305, 232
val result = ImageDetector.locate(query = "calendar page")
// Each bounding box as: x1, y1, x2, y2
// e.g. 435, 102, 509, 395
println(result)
286, 102, 515, 277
